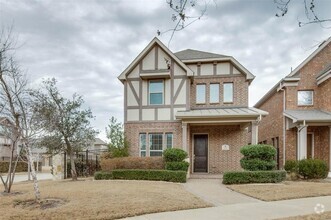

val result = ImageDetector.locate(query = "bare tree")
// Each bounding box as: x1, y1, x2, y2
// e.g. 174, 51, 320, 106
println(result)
0, 26, 41, 201
158, 0, 210, 47
275, 0, 331, 27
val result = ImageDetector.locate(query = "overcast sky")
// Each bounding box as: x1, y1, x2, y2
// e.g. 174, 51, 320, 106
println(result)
0, 0, 330, 140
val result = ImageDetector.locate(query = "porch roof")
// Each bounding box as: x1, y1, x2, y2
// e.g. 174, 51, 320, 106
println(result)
284, 109, 331, 123
176, 107, 268, 120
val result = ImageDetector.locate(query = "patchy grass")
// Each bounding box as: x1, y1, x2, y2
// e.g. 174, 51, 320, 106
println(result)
277, 211, 331, 220
227, 181, 331, 201
0, 179, 210, 219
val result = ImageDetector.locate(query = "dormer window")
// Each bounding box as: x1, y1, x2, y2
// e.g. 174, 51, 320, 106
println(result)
149, 80, 164, 105
298, 90, 313, 106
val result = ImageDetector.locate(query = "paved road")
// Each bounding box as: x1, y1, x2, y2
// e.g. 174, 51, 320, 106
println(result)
124, 179, 331, 220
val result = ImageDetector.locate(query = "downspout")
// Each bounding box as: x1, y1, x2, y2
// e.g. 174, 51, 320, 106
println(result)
278, 82, 286, 167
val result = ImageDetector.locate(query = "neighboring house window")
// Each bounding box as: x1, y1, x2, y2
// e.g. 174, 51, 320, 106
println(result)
165, 133, 173, 149
149, 133, 163, 156
210, 83, 220, 103
196, 84, 206, 104
298, 90, 313, 106
149, 80, 164, 105
139, 133, 147, 157
223, 83, 233, 103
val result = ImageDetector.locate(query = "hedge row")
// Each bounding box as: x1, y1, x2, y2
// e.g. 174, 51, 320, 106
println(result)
223, 170, 286, 184
94, 169, 187, 183
284, 159, 328, 179
100, 157, 164, 171
0, 161, 42, 173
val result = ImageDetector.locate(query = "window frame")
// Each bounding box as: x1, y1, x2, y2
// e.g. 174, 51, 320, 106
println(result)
149, 133, 164, 157
196, 84, 206, 104
139, 133, 147, 157
297, 90, 313, 106
209, 83, 220, 104
223, 82, 234, 103
148, 80, 164, 105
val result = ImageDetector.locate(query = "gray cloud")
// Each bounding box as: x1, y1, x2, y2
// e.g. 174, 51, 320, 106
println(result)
0, 0, 330, 140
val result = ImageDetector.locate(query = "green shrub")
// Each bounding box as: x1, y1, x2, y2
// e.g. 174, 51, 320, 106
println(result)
100, 157, 164, 172
0, 161, 42, 173
298, 159, 328, 179
223, 170, 286, 184
112, 169, 187, 183
240, 145, 276, 160
163, 148, 187, 162
240, 145, 276, 171
284, 160, 298, 173
165, 161, 189, 171
240, 158, 276, 171
94, 171, 113, 180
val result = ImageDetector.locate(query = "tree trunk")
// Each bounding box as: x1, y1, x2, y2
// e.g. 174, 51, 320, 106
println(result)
69, 150, 78, 181
26, 145, 41, 201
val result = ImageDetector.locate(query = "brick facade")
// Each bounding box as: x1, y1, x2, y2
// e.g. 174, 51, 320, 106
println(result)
257, 40, 331, 169
189, 125, 248, 173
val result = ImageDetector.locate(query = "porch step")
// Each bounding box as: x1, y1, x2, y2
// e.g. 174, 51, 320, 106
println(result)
189, 174, 222, 179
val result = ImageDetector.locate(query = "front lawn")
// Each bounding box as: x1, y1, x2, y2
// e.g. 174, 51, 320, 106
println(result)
277, 211, 331, 220
0, 179, 210, 219
227, 181, 331, 201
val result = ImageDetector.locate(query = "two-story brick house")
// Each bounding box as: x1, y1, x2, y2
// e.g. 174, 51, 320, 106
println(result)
255, 37, 331, 176
118, 38, 267, 174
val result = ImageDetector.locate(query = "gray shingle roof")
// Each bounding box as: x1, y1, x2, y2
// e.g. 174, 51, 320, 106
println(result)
176, 107, 268, 119
284, 110, 331, 122
317, 63, 331, 78
174, 49, 229, 61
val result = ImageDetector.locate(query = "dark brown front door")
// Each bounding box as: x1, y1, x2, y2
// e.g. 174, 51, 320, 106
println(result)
194, 134, 208, 172
307, 133, 313, 159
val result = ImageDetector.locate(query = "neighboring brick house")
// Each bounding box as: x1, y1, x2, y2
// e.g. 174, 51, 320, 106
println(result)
0, 117, 15, 161
255, 37, 331, 176
118, 38, 267, 174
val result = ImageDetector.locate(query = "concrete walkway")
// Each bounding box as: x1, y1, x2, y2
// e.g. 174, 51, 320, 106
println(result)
124, 179, 331, 220
2, 172, 53, 183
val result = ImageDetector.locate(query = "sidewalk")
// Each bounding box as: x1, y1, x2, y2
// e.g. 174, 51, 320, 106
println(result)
125, 196, 331, 220
2, 172, 53, 183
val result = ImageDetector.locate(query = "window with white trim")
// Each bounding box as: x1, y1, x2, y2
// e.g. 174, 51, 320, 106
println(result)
223, 83, 233, 103
139, 133, 146, 157
149, 133, 163, 156
165, 133, 173, 149
149, 80, 164, 105
196, 84, 206, 104
210, 83, 220, 103
298, 90, 313, 106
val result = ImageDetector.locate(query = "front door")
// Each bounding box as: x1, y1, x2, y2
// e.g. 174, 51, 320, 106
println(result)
307, 133, 313, 159
193, 134, 208, 172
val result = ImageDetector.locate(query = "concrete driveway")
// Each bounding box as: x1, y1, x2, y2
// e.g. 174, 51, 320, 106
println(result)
124, 179, 331, 220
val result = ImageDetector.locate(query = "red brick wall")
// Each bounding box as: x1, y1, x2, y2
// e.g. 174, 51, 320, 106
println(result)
190, 125, 248, 174
258, 90, 285, 167
318, 79, 331, 112
190, 75, 248, 108
124, 122, 182, 156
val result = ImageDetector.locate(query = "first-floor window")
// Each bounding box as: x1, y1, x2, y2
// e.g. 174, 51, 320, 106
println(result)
149, 133, 163, 156
139, 133, 146, 157
139, 132, 173, 157
165, 133, 173, 149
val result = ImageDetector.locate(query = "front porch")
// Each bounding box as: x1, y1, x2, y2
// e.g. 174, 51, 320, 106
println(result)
284, 110, 331, 177
176, 107, 268, 175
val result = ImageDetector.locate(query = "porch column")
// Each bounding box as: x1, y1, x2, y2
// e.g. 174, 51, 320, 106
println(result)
251, 121, 259, 145
329, 126, 331, 177
297, 125, 308, 160
182, 122, 188, 152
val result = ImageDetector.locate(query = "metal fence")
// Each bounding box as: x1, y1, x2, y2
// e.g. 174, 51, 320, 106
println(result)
63, 149, 108, 179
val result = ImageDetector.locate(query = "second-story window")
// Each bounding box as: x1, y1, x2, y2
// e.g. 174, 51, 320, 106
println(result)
223, 83, 233, 103
149, 80, 164, 105
298, 90, 313, 106
210, 83, 220, 103
196, 84, 206, 104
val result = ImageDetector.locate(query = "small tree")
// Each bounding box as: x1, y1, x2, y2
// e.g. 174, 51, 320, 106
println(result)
32, 78, 97, 181
105, 116, 129, 158
240, 145, 277, 171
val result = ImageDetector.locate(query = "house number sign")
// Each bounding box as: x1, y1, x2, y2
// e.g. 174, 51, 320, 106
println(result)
222, 144, 230, 150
